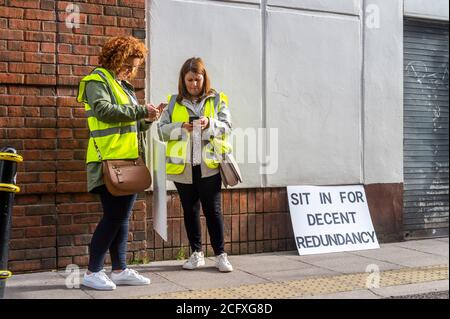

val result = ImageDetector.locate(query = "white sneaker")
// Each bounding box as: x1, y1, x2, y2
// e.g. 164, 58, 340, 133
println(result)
182, 251, 205, 270
110, 268, 151, 286
82, 270, 116, 291
215, 253, 233, 272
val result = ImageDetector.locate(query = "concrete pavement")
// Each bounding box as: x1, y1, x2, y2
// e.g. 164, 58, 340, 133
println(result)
2, 238, 448, 299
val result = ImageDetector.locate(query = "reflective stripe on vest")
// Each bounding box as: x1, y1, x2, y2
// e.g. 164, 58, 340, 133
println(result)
165, 93, 230, 175
78, 67, 139, 163
90, 125, 137, 138
166, 156, 185, 165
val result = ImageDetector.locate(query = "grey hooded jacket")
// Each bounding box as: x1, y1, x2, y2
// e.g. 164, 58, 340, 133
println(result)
157, 92, 232, 184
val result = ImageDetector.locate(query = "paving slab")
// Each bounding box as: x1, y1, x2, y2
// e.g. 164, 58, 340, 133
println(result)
350, 245, 449, 267
370, 279, 449, 298
131, 263, 187, 279
67, 265, 190, 299
225, 253, 310, 274
256, 266, 339, 282
298, 252, 402, 274
4, 271, 90, 299
299, 289, 380, 299
157, 268, 267, 291
84, 279, 187, 299
392, 239, 449, 258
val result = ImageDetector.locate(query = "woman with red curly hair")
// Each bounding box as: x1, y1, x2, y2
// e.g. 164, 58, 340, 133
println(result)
77, 36, 161, 291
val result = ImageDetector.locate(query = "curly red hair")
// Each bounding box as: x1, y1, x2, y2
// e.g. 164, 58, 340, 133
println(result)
98, 36, 148, 77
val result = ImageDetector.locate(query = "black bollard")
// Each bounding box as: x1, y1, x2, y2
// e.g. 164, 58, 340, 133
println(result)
0, 147, 22, 299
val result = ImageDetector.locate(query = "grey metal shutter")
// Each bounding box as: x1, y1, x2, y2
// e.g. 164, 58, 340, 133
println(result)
403, 19, 449, 239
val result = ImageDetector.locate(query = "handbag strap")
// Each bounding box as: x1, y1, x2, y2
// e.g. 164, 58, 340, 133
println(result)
91, 136, 103, 161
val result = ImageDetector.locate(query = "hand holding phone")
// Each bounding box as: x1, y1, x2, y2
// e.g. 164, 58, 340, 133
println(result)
189, 116, 200, 124
184, 116, 208, 132
182, 122, 193, 132
157, 103, 167, 112
145, 103, 160, 121
199, 116, 209, 129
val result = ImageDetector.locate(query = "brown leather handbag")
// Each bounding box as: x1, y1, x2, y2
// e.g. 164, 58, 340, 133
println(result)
219, 152, 243, 188
211, 138, 242, 188
92, 134, 151, 196
102, 157, 151, 196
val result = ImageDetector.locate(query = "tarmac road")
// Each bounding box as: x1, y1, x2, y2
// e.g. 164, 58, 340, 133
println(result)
387, 290, 448, 299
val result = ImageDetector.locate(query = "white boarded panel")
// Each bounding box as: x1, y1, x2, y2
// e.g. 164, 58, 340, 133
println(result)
265, 9, 362, 186
404, 0, 449, 21
268, 0, 361, 16
149, 0, 263, 188
221, 0, 261, 4
363, 0, 403, 184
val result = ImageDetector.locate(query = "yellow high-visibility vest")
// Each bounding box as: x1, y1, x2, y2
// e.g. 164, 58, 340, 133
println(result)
77, 67, 139, 163
165, 92, 231, 175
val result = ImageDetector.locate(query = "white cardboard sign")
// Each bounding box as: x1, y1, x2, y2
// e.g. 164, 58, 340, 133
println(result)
287, 185, 379, 255
152, 134, 167, 242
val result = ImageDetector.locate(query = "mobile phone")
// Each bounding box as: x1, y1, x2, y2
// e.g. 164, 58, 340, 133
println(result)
157, 102, 167, 111
189, 116, 200, 124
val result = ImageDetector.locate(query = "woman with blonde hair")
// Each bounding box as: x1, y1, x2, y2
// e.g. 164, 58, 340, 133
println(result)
77, 36, 161, 290
158, 57, 233, 272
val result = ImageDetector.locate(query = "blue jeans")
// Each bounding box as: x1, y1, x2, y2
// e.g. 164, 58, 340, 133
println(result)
88, 185, 137, 272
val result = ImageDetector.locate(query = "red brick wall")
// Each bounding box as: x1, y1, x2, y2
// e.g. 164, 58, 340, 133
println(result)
147, 189, 295, 263
0, 0, 295, 273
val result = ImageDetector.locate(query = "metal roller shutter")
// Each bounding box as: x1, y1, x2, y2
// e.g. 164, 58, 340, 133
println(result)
403, 18, 449, 239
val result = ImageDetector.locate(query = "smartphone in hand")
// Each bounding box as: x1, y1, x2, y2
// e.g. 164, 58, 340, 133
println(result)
189, 116, 200, 124
157, 103, 167, 112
